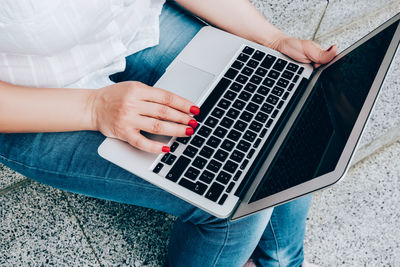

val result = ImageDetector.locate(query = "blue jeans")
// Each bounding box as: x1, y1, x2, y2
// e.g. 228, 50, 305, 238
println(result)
0, 2, 312, 266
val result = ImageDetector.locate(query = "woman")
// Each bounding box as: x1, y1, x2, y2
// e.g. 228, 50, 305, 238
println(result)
0, 0, 337, 266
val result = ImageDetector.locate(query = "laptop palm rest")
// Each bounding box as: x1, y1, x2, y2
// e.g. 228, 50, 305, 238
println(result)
155, 61, 215, 104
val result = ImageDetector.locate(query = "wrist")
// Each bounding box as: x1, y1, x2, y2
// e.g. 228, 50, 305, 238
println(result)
83, 89, 99, 131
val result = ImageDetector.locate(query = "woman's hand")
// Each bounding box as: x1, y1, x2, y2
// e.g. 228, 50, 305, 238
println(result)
271, 36, 338, 68
91, 81, 199, 153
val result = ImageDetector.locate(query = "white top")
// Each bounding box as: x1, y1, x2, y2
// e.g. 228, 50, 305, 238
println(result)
0, 0, 165, 89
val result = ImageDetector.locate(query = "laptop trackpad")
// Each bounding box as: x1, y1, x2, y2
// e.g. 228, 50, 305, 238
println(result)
156, 61, 215, 104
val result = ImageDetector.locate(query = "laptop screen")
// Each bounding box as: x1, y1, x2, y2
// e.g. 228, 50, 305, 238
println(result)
249, 20, 399, 203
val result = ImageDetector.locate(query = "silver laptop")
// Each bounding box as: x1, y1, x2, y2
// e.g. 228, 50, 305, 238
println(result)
98, 13, 400, 220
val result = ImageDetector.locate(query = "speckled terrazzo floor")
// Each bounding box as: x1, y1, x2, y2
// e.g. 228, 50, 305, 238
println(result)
1, 1, 400, 266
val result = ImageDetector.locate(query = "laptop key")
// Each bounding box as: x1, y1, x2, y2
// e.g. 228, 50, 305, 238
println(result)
211, 107, 225, 119
266, 95, 279, 105
255, 111, 268, 123
277, 78, 289, 88
233, 170, 242, 181
184, 167, 200, 180
216, 171, 232, 185
238, 91, 252, 101
288, 83, 295, 91
207, 159, 222, 173
170, 142, 179, 153
226, 108, 240, 120
230, 150, 245, 163
244, 83, 257, 93
240, 111, 253, 122
245, 102, 259, 113
230, 82, 243, 92
183, 145, 198, 158
242, 46, 254, 55
237, 53, 249, 62
206, 136, 222, 148
271, 109, 279, 118
233, 120, 248, 132
198, 126, 212, 138
268, 70, 280, 80
237, 140, 251, 152
215, 149, 229, 162
218, 194, 228, 205
153, 163, 164, 174
226, 182, 235, 193
205, 116, 219, 128
266, 119, 273, 128
262, 77, 275, 88
199, 170, 215, 184
271, 87, 284, 97
257, 86, 270, 95
221, 139, 235, 151
243, 130, 257, 142
293, 75, 299, 83
246, 59, 258, 68
236, 74, 249, 84
247, 148, 256, 158
220, 117, 234, 129
240, 159, 250, 170
282, 70, 294, 80
273, 59, 287, 71
251, 94, 265, 104
214, 126, 228, 138
277, 100, 284, 109
261, 54, 276, 69
252, 50, 265, 61
190, 136, 206, 148
249, 121, 262, 132
260, 128, 267, 138
165, 156, 191, 182
223, 160, 239, 173
205, 182, 225, 202
179, 178, 207, 195
176, 137, 190, 144
255, 67, 268, 76
193, 156, 207, 170
232, 60, 244, 70
282, 92, 289, 100
298, 66, 304, 74
217, 99, 231, 110
224, 68, 238, 79
223, 90, 237, 101
253, 138, 262, 148
233, 99, 246, 110
261, 103, 274, 114
287, 62, 299, 72
200, 146, 214, 158
227, 129, 242, 141
250, 75, 263, 85
241, 66, 254, 76
161, 153, 177, 165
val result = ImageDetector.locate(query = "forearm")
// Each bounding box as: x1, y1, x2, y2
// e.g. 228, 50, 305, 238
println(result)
175, 0, 288, 48
0, 81, 95, 133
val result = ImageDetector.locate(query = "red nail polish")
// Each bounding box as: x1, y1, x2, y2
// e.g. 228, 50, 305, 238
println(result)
190, 106, 200, 116
162, 146, 170, 153
327, 45, 335, 52
186, 127, 194, 136
188, 119, 198, 129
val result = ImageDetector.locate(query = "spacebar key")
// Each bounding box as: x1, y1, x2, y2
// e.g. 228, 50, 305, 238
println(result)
165, 156, 191, 182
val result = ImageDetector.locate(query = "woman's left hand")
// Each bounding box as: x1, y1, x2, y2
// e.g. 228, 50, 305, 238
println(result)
271, 36, 338, 68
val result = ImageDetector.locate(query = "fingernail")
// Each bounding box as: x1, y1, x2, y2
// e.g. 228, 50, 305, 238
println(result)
188, 119, 198, 129
186, 127, 194, 136
327, 44, 335, 52
162, 146, 170, 153
190, 106, 200, 116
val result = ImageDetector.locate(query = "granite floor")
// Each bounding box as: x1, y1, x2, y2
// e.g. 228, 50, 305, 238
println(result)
1, 0, 400, 266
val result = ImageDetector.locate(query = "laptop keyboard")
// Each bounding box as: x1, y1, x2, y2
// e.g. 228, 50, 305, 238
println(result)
152, 45, 305, 206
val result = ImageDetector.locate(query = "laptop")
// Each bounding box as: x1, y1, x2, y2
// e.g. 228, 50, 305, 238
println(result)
98, 13, 400, 220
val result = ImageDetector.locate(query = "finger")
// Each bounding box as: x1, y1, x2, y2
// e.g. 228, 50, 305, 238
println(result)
136, 116, 195, 137
304, 41, 338, 64
140, 86, 199, 115
136, 101, 195, 126
125, 132, 170, 154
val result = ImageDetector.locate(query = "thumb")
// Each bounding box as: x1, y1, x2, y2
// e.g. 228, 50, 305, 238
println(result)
304, 41, 338, 64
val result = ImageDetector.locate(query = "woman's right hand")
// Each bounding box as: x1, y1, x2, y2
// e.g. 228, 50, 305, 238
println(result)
91, 81, 199, 153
